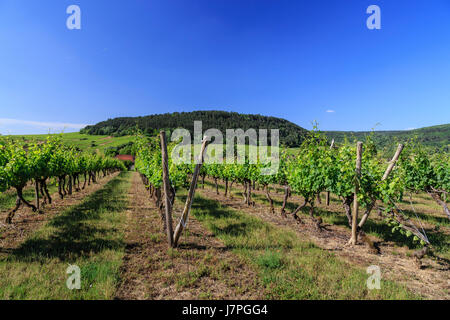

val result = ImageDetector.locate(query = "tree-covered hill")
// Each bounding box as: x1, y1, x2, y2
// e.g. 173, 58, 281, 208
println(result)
325, 124, 450, 152
80, 111, 309, 147
80, 111, 449, 150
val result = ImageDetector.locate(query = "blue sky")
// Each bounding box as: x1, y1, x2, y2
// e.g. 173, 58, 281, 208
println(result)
1, 0, 449, 134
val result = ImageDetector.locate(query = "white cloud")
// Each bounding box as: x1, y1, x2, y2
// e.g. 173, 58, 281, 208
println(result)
0, 118, 89, 130
404, 127, 416, 131
326, 109, 335, 113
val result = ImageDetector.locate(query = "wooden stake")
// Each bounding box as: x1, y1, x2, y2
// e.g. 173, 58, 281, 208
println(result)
173, 137, 210, 247
330, 138, 335, 149
382, 144, 404, 181
350, 141, 362, 245
160, 131, 174, 247
358, 143, 404, 229
326, 139, 335, 206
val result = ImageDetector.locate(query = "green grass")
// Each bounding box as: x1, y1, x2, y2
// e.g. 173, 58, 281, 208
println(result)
183, 193, 419, 300
0, 172, 131, 300
0, 132, 135, 154
256, 250, 284, 269
206, 180, 449, 260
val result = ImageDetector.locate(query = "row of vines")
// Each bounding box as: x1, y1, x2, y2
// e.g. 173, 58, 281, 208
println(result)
0, 136, 126, 224
135, 129, 448, 253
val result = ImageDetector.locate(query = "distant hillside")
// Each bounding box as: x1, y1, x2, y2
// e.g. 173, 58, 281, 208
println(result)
80, 111, 449, 150
80, 111, 309, 147
325, 124, 450, 152
1, 132, 135, 155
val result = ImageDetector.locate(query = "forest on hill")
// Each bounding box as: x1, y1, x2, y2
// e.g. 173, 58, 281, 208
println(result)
80, 111, 449, 151
80, 111, 309, 147
325, 123, 450, 152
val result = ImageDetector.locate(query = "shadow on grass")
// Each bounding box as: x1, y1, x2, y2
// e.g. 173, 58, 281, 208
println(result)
177, 243, 210, 251
313, 206, 449, 251
239, 191, 449, 252
188, 189, 420, 299
202, 181, 449, 254
186, 195, 294, 250
9, 173, 129, 263
400, 208, 449, 226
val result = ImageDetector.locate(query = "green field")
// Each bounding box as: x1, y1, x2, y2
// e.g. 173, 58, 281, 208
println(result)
0, 132, 135, 155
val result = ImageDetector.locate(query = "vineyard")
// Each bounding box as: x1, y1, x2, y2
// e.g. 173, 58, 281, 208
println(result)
134, 130, 449, 249
3, 0, 450, 305
0, 130, 449, 299
0, 136, 126, 224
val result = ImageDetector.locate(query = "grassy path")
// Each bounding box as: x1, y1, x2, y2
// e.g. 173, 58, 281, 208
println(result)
185, 191, 420, 299
197, 185, 450, 299
203, 179, 449, 260
0, 172, 131, 300
115, 172, 262, 300
0, 173, 120, 255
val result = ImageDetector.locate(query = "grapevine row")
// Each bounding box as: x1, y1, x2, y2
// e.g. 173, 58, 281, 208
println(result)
0, 136, 126, 223
135, 130, 448, 248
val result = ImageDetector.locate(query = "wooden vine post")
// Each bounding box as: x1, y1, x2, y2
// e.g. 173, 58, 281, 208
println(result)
325, 139, 335, 206
358, 143, 404, 229
160, 131, 174, 247
382, 144, 404, 181
173, 136, 210, 247
349, 141, 363, 245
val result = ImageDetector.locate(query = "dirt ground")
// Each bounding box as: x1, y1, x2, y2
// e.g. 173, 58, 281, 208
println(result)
197, 186, 450, 300
0, 173, 119, 257
115, 172, 263, 300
